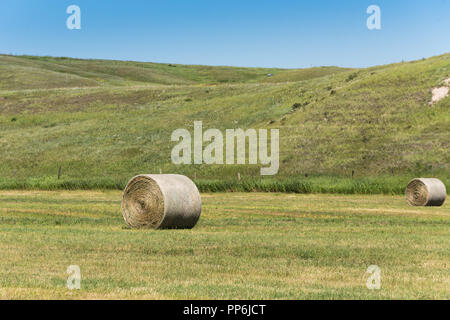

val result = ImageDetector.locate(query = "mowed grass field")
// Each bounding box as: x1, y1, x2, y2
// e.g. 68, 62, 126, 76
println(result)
0, 191, 448, 299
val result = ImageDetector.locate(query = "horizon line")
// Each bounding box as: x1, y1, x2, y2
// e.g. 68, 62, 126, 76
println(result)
1, 52, 448, 70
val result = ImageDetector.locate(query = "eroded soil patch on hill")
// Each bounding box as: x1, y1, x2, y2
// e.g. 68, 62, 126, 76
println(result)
430, 78, 450, 105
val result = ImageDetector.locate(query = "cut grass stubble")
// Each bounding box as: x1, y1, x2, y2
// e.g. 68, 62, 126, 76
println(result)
0, 191, 448, 299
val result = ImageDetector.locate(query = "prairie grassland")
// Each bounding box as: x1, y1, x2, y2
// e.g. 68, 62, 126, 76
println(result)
0, 54, 449, 189
0, 191, 448, 299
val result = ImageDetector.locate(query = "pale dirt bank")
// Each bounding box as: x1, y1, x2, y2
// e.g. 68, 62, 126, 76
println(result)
430, 78, 450, 104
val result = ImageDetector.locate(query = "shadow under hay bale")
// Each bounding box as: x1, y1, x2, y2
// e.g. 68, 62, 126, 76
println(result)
121, 174, 201, 229
405, 178, 446, 206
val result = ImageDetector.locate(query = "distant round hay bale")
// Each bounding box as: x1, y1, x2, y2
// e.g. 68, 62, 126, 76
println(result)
122, 174, 201, 229
405, 178, 446, 206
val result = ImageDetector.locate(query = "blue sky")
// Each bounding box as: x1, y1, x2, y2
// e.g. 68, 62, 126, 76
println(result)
0, 0, 449, 68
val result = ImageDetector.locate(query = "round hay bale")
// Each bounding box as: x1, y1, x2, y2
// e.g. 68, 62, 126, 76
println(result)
405, 178, 446, 206
122, 174, 201, 229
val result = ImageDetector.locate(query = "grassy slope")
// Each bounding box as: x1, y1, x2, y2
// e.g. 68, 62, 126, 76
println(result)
0, 54, 449, 191
1, 55, 344, 88
0, 191, 448, 299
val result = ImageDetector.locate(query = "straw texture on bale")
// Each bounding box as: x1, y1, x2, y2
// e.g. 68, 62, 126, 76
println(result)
405, 178, 446, 206
122, 174, 201, 229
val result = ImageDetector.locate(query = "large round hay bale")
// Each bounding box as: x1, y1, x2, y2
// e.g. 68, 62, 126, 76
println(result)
405, 178, 446, 206
121, 174, 201, 229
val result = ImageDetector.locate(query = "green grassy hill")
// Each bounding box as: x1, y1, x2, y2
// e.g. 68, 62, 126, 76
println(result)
0, 55, 349, 89
0, 54, 449, 191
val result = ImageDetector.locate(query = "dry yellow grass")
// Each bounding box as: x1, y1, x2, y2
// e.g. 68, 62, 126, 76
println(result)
0, 191, 449, 299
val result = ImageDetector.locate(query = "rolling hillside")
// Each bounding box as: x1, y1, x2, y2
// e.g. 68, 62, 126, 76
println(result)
0, 53, 449, 190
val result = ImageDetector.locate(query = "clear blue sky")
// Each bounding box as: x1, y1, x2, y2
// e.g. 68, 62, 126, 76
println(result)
0, 0, 449, 68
